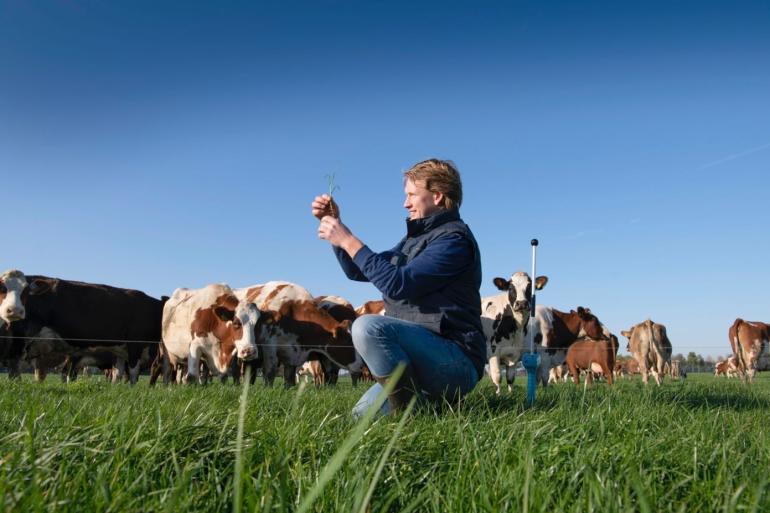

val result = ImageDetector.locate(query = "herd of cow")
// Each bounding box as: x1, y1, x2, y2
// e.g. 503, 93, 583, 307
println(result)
1, 268, 768, 391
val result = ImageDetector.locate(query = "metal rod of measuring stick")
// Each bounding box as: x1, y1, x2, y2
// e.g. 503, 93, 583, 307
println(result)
529, 239, 538, 353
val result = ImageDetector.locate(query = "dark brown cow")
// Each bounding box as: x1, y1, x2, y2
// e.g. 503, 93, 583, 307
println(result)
565, 337, 618, 386
535, 306, 608, 381
10, 276, 164, 383
728, 318, 770, 382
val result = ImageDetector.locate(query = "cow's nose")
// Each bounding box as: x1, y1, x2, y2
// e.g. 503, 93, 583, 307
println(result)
513, 300, 529, 311
239, 346, 257, 361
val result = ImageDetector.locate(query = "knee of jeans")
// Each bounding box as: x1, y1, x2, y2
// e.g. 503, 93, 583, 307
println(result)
352, 315, 384, 353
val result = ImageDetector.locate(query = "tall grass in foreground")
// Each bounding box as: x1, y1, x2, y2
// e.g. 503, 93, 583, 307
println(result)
0, 374, 769, 512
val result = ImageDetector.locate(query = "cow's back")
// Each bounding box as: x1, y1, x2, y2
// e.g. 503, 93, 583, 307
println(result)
25, 276, 163, 342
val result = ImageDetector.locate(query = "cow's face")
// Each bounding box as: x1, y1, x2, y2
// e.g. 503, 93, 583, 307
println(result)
0, 270, 28, 326
231, 302, 260, 361
493, 272, 548, 314
575, 307, 607, 340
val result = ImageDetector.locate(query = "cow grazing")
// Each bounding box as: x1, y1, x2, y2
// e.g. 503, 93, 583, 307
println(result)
728, 318, 770, 383
235, 281, 364, 387
624, 358, 640, 376
297, 360, 325, 386
162, 284, 260, 384
622, 319, 672, 386
534, 305, 608, 383
565, 336, 618, 386
9, 275, 165, 384
481, 272, 548, 394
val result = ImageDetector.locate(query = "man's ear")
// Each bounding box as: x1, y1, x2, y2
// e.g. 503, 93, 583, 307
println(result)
432, 191, 445, 207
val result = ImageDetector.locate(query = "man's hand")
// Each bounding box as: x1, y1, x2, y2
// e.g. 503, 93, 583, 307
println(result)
311, 194, 340, 220
318, 216, 363, 257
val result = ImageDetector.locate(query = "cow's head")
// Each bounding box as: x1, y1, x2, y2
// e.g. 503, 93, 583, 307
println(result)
0, 270, 28, 326
193, 294, 260, 374
620, 327, 635, 351
493, 272, 548, 314
573, 306, 607, 340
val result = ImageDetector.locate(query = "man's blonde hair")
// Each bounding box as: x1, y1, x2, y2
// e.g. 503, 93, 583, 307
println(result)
403, 159, 463, 210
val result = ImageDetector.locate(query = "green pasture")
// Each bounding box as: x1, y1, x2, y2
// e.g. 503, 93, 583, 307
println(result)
1, 373, 768, 512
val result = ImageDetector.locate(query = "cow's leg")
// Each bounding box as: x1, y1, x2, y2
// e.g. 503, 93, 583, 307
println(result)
351, 372, 361, 387
639, 361, 649, 385
33, 360, 48, 382
261, 353, 278, 387
112, 358, 125, 384
186, 344, 202, 384
64, 357, 78, 383
149, 354, 164, 386
283, 365, 297, 388
7, 358, 21, 380
505, 364, 516, 392
199, 361, 210, 385
128, 360, 141, 385
603, 363, 614, 385
488, 356, 502, 395
568, 362, 580, 385
321, 358, 339, 387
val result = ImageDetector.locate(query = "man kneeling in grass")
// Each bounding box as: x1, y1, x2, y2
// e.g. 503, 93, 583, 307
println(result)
312, 159, 485, 417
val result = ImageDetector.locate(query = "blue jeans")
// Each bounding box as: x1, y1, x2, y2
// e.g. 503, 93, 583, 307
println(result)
351, 314, 480, 418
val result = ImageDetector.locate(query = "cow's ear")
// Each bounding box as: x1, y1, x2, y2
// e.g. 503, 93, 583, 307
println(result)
214, 306, 235, 322
493, 278, 509, 291
28, 279, 52, 296
534, 276, 548, 290
621, 330, 632, 339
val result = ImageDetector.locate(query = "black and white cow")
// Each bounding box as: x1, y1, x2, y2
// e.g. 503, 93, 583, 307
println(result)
481, 272, 548, 394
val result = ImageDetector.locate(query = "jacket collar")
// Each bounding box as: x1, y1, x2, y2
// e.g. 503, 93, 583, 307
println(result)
405, 208, 460, 237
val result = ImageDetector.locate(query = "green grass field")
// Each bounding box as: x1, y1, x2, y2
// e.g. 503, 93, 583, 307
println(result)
1, 373, 768, 513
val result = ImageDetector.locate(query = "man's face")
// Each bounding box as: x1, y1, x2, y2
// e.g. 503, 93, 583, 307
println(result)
404, 179, 443, 220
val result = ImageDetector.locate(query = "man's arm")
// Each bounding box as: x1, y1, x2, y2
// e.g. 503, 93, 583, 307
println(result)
352, 233, 473, 301
332, 246, 369, 282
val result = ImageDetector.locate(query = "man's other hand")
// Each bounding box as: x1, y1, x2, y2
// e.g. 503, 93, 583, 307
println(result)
318, 216, 363, 256
311, 194, 340, 220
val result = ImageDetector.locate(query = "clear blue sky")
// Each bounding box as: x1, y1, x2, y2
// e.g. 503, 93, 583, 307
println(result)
3, 0, 769, 358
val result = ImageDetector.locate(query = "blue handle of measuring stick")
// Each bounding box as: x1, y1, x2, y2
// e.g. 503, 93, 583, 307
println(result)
522, 352, 540, 407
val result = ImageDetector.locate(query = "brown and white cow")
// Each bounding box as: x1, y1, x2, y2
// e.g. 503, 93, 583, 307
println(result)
355, 300, 386, 317
565, 336, 618, 386
297, 360, 325, 386
728, 319, 770, 382
235, 281, 364, 387
533, 305, 609, 384
162, 284, 260, 384
481, 272, 548, 394
621, 319, 672, 386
